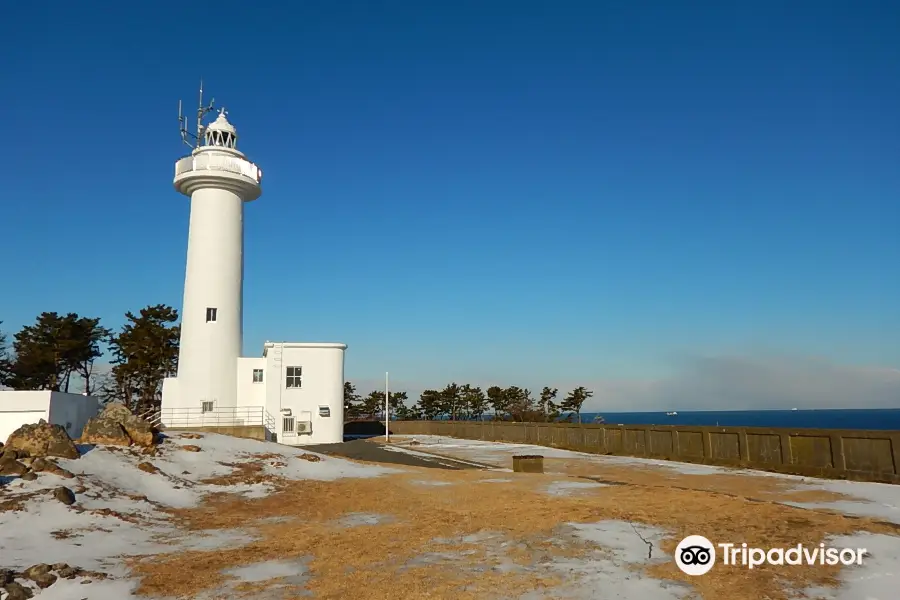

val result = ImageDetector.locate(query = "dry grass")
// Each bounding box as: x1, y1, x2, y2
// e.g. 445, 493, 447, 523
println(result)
389, 438, 863, 507
130, 454, 900, 600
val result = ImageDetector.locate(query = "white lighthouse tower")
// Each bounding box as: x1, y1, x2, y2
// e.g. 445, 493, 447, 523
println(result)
161, 86, 347, 445
172, 105, 260, 413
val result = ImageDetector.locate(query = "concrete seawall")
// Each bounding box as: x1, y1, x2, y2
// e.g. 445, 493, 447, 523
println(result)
389, 420, 900, 484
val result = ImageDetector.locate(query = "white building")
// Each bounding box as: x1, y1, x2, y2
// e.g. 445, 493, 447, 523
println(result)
0, 391, 98, 444
160, 106, 346, 445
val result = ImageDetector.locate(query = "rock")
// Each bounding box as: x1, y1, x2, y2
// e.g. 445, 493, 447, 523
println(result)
181, 445, 201, 452
42, 461, 75, 479
5, 421, 80, 460
32, 572, 57, 589
23, 565, 50, 579
0, 569, 15, 584
29, 457, 47, 471
0, 458, 28, 476
80, 403, 158, 448
20, 470, 37, 481
53, 486, 76, 505
23, 564, 57, 587
57, 566, 79, 579
3, 581, 33, 599
22, 563, 56, 589
298, 454, 321, 462
79, 418, 131, 446
137, 462, 159, 474
180, 433, 203, 439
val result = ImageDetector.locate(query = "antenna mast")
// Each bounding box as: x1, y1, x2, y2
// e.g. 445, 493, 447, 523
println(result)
178, 79, 216, 149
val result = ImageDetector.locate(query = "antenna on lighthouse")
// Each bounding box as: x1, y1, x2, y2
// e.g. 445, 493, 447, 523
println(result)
177, 79, 217, 149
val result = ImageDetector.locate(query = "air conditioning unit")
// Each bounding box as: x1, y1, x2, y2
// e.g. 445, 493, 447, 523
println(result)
296, 421, 312, 434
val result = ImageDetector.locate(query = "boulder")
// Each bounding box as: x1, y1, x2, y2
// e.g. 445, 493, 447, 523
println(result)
80, 402, 158, 448
29, 457, 74, 478
0, 458, 28, 477
2, 581, 33, 599
4, 420, 79, 460
137, 462, 159, 474
22, 564, 56, 588
53, 486, 76, 505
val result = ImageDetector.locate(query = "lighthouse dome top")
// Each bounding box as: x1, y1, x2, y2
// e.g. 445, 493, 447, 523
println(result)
203, 109, 238, 149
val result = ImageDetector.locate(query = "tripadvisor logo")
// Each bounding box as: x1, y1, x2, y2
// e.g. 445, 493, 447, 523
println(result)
675, 535, 716, 576
674, 535, 867, 575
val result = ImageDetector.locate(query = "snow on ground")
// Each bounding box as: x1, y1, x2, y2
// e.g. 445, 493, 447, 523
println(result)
336, 512, 394, 527
394, 435, 900, 524
524, 520, 690, 600
427, 521, 690, 600
0, 432, 401, 598
805, 533, 900, 600
544, 480, 609, 496
380, 443, 492, 468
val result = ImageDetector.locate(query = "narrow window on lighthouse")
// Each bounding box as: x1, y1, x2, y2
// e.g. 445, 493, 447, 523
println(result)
206, 307, 217, 322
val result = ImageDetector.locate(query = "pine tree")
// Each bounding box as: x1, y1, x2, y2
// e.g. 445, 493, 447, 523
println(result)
107, 304, 180, 413
559, 386, 594, 424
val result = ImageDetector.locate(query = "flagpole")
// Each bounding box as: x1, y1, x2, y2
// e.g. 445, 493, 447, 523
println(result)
385, 371, 390, 442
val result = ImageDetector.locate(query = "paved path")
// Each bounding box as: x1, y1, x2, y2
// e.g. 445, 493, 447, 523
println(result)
313, 439, 484, 470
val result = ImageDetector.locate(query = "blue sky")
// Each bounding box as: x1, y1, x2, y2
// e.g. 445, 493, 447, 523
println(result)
1, 1, 898, 407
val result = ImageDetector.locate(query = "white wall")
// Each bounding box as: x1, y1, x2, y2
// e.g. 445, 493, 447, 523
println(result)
161, 377, 180, 409
263, 343, 345, 445
236, 357, 267, 408
47, 392, 99, 439
0, 391, 50, 444
0, 391, 99, 444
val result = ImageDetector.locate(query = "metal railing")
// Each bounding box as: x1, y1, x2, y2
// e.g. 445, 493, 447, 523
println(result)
174, 152, 262, 183
159, 406, 269, 429
137, 408, 162, 427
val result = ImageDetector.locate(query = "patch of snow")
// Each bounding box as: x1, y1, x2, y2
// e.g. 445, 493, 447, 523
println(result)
171, 528, 259, 551
0, 497, 169, 574
803, 532, 900, 600
545, 481, 608, 496
397, 435, 729, 476
422, 523, 688, 599
0, 432, 401, 595
31, 576, 145, 600
337, 512, 393, 527
223, 557, 310, 584
382, 444, 490, 468
410, 479, 453, 486
565, 520, 669, 563
521, 520, 688, 600
784, 479, 900, 525
479, 478, 514, 483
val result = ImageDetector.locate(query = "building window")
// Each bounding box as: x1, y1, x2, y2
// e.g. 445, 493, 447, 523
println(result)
201, 401, 214, 413
282, 417, 295, 433
206, 307, 217, 322
319, 406, 331, 418
252, 368, 264, 383
285, 366, 302, 388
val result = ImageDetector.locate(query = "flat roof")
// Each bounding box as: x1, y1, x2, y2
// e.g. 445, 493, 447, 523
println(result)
262, 341, 348, 356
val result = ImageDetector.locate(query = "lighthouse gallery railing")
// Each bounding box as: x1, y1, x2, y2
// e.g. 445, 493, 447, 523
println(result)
174, 153, 262, 183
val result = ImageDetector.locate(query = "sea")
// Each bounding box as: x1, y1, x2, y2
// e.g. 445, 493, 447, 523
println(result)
579, 409, 900, 431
